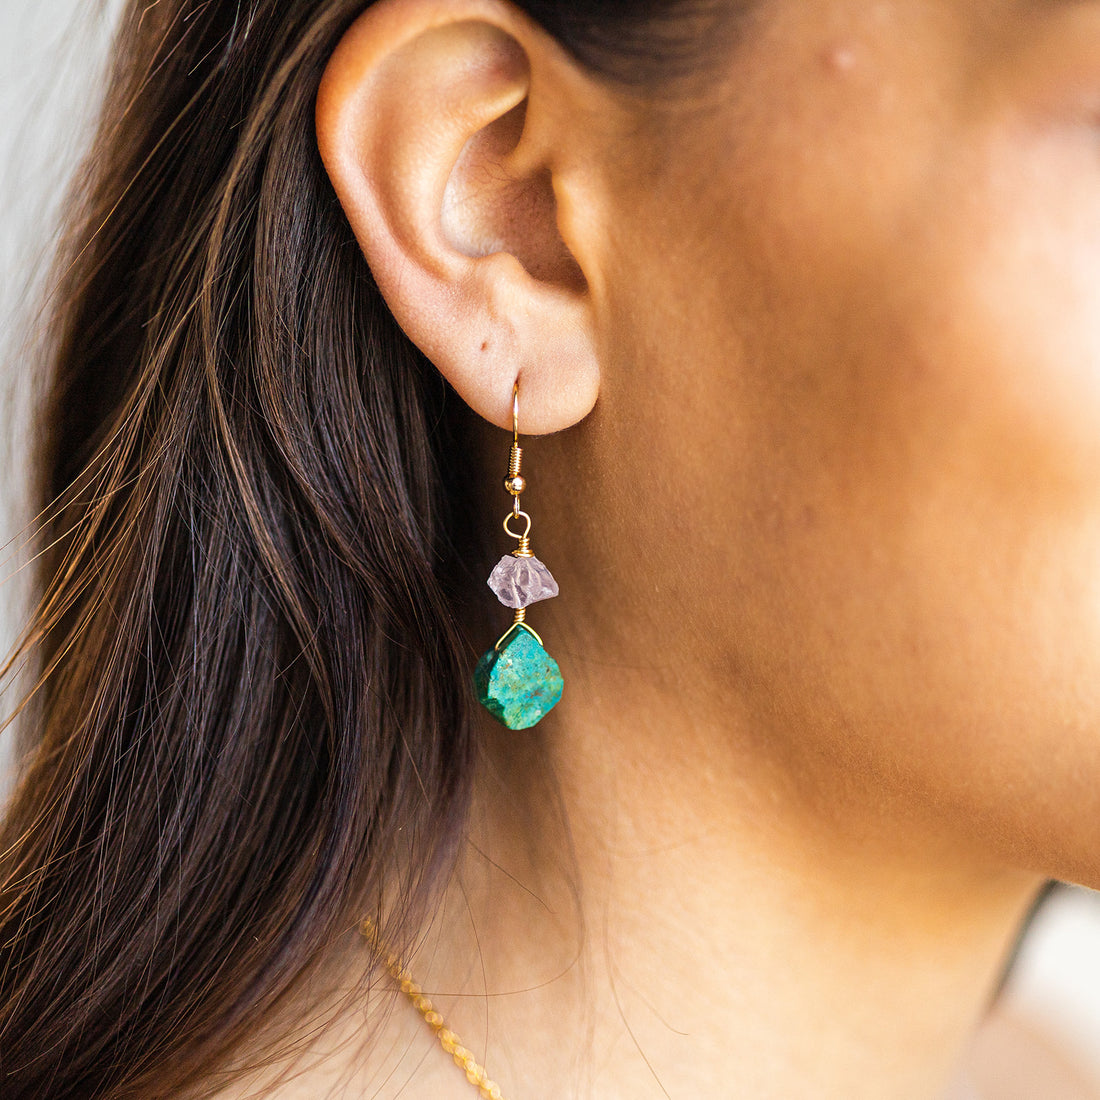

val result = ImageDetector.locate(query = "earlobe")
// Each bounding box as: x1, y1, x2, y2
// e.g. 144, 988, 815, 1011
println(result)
315, 0, 603, 434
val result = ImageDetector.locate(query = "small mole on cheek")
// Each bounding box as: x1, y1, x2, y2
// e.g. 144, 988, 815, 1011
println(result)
480, 340, 490, 353
821, 43, 858, 76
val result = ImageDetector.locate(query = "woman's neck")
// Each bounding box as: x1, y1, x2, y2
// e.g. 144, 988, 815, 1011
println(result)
207, 663, 1043, 1099
414, 666, 1043, 1099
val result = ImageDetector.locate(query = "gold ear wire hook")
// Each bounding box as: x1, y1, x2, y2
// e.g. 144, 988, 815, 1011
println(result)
505, 381, 525, 517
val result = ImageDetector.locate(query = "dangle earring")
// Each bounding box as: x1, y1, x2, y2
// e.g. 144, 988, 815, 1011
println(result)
473, 382, 564, 730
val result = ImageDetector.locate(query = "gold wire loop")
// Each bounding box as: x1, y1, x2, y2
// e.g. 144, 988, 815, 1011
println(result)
503, 510, 532, 543
495, 619, 544, 651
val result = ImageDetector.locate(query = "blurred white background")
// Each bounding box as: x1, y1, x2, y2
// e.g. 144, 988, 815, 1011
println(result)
0, 0, 121, 798
0, 2, 1098, 1095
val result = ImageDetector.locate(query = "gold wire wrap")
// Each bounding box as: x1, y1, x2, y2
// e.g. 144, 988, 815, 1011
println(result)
512, 608, 526, 624
508, 443, 523, 478
495, 619, 545, 650
360, 920, 507, 1100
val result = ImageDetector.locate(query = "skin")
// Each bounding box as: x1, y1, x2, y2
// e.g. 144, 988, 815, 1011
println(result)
226, 0, 1100, 1096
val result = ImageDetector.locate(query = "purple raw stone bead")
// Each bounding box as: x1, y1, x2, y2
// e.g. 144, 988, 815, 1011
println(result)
487, 554, 559, 609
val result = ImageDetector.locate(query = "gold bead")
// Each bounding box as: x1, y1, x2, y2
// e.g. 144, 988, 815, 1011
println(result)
504, 474, 526, 496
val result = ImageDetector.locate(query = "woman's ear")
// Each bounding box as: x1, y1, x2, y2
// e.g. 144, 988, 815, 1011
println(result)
316, 0, 611, 433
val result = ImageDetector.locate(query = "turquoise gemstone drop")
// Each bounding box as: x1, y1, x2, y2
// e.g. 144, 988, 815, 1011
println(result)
473, 626, 563, 730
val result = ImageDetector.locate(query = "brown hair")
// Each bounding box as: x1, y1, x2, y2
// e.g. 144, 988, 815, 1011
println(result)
0, 1, 734, 1095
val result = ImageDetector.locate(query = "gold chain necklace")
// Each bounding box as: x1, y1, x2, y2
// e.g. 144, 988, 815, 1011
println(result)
360, 919, 508, 1100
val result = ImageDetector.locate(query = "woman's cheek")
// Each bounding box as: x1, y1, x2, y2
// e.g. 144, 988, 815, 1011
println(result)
927, 125, 1100, 511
